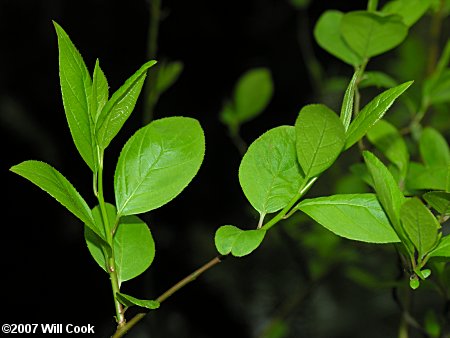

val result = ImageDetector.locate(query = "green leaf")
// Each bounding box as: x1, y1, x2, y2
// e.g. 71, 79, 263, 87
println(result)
314, 10, 363, 66
116, 293, 160, 310
340, 70, 360, 131
429, 235, 450, 258
382, 0, 431, 26
239, 126, 304, 215
156, 61, 183, 94
233, 68, 273, 124
10, 160, 100, 238
215, 225, 266, 257
115, 116, 205, 216
423, 69, 450, 105
419, 127, 450, 167
400, 198, 440, 258
363, 151, 408, 243
366, 119, 409, 177
53, 21, 96, 172
406, 163, 449, 191
359, 71, 398, 89
85, 204, 155, 283
341, 11, 408, 59
423, 191, 450, 216
297, 193, 400, 243
96, 60, 157, 150
345, 81, 413, 150
295, 104, 345, 178
91, 59, 109, 123
409, 275, 420, 289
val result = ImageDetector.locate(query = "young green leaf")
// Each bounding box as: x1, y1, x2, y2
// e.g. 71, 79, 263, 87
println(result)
53, 21, 97, 172
366, 119, 409, 177
85, 204, 155, 283
423, 69, 450, 106
239, 126, 304, 215
232, 68, 274, 124
419, 127, 450, 167
215, 225, 266, 257
115, 116, 205, 216
96, 60, 157, 150
91, 59, 109, 123
341, 11, 408, 59
424, 191, 450, 216
382, 0, 431, 26
297, 194, 400, 243
10, 160, 101, 238
116, 293, 160, 310
363, 152, 409, 244
314, 10, 363, 66
345, 81, 413, 150
359, 71, 398, 89
155, 61, 183, 95
340, 69, 360, 131
400, 198, 440, 258
428, 235, 450, 258
295, 104, 345, 178
406, 163, 449, 191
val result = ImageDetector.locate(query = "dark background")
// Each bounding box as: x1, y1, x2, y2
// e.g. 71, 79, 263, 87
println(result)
2, 1, 445, 337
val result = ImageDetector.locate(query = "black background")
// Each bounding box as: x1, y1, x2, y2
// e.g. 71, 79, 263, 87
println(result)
2, 1, 436, 337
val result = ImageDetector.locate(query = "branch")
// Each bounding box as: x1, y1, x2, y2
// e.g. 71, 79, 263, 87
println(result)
112, 255, 226, 338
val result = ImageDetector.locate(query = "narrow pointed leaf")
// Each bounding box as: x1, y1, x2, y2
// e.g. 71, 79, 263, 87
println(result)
10, 160, 100, 237
341, 11, 408, 59
345, 81, 413, 149
359, 71, 398, 89
239, 126, 304, 215
340, 69, 360, 131
53, 22, 96, 171
215, 225, 266, 257
423, 69, 450, 105
366, 119, 409, 177
92, 59, 109, 123
406, 163, 449, 191
116, 293, 160, 310
115, 117, 205, 216
429, 235, 450, 258
400, 198, 440, 258
314, 10, 363, 66
297, 194, 399, 243
96, 60, 157, 150
423, 191, 450, 216
419, 127, 450, 167
85, 203, 155, 283
363, 151, 408, 242
295, 104, 345, 178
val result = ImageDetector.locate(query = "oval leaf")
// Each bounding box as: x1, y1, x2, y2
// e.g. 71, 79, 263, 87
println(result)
423, 191, 450, 216
10, 160, 100, 238
429, 235, 450, 258
366, 119, 409, 177
239, 126, 304, 215
341, 11, 408, 59
85, 204, 155, 283
345, 81, 413, 150
295, 104, 345, 178
297, 194, 400, 243
215, 225, 266, 257
382, 0, 431, 27
400, 198, 441, 258
96, 60, 157, 150
313, 10, 363, 66
419, 127, 450, 167
156, 61, 183, 94
115, 116, 205, 216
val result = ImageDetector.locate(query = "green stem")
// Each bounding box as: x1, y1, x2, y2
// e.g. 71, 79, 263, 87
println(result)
367, 0, 378, 12
229, 124, 248, 156
96, 152, 125, 327
142, 0, 162, 124
261, 177, 318, 231
111, 255, 224, 338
